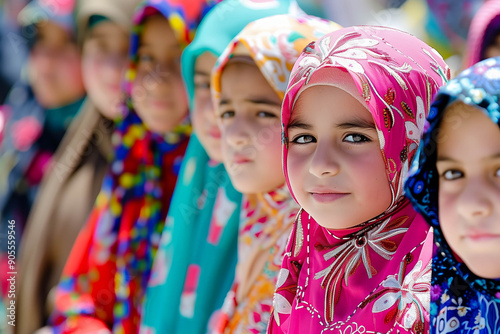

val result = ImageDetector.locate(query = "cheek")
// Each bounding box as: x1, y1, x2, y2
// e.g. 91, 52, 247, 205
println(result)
438, 192, 457, 239
219, 124, 231, 158
191, 107, 205, 135
131, 74, 148, 106
60, 54, 83, 80
192, 93, 214, 132
351, 151, 392, 207
286, 148, 308, 195
82, 59, 104, 90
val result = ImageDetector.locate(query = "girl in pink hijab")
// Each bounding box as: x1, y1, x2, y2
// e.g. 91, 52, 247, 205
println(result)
268, 26, 450, 334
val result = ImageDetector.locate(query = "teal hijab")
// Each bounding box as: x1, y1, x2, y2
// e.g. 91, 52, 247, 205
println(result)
140, 1, 301, 333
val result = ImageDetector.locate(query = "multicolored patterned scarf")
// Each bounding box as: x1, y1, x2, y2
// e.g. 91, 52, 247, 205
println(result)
210, 14, 340, 334
141, 2, 304, 334
50, 1, 216, 333
269, 26, 450, 334
464, 0, 500, 68
405, 57, 500, 334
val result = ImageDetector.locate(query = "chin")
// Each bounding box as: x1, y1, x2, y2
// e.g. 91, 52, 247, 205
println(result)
231, 180, 260, 194
463, 256, 500, 279
199, 138, 222, 162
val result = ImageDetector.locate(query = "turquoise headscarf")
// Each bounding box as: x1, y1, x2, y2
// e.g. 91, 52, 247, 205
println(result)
140, 1, 301, 333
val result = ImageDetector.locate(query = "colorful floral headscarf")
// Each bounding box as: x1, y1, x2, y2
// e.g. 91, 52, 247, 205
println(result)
405, 57, 500, 333
210, 14, 340, 334
269, 26, 449, 334
141, 2, 303, 334
49, 1, 216, 333
464, 0, 500, 69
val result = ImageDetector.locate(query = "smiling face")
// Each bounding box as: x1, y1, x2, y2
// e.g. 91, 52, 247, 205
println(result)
286, 85, 391, 230
437, 102, 500, 279
192, 52, 221, 161
218, 60, 285, 194
131, 15, 188, 134
82, 20, 129, 119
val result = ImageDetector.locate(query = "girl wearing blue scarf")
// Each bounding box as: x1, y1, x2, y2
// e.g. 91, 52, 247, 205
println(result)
405, 57, 500, 333
140, 1, 302, 333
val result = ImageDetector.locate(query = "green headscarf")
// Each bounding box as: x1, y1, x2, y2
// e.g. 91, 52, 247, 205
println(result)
140, 1, 302, 333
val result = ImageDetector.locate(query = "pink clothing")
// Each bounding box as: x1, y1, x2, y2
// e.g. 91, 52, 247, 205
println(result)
463, 0, 500, 68
269, 26, 450, 333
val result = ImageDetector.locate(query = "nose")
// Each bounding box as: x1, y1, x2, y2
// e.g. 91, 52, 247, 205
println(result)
224, 115, 252, 149
456, 177, 493, 222
308, 141, 340, 178
102, 55, 127, 81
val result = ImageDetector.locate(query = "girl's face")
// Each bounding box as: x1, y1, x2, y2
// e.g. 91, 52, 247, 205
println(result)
132, 15, 188, 134
29, 21, 85, 108
218, 61, 285, 194
287, 85, 391, 230
192, 52, 221, 161
437, 102, 500, 279
82, 21, 129, 119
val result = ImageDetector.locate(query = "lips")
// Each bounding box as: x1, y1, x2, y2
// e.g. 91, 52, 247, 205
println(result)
149, 98, 173, 109
309, 188, 349, 203
232, 153, 252, 164
464, 231, 500, 241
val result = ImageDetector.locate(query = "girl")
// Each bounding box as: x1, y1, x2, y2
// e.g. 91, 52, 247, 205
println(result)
405, 57, 500, 333
0, 0, 85, 246
48, 0, 216, 332
211, 14, 339, 333
464, 0, 500, 68
15, 1, 141, 332
0, 0, 84, 322
140, 1, 302, 334
268, 26, 449, 333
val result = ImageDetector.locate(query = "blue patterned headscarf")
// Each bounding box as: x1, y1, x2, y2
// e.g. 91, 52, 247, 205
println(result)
405, 57, 500, 333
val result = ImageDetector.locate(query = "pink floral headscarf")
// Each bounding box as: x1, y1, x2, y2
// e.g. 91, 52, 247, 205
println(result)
269, 26, 449, 333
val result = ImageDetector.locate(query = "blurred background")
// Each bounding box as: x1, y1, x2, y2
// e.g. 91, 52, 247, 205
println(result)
0, 0, 486, 108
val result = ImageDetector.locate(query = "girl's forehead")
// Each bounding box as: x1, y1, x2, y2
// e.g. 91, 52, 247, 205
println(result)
290, 85, 375, 126
220, 61, 281, 104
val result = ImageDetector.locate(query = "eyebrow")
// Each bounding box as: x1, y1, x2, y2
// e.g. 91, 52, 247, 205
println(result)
219, 97, 281, 107
336, 117, 375, 130
288, 118, 312, 131
436, 156, 457, 163
194, 70, 210, 76
437, 153, 500, 163
287, 116, 376, 131
245, 97, 281, 106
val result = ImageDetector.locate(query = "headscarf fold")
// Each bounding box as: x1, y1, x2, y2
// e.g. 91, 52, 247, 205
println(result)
405, 56, 500, 334
463, 0, 500, 69
269, 26, 449, 333
141, 1, 304, 334
49, 1, 216, 333
210, 14, 340, 334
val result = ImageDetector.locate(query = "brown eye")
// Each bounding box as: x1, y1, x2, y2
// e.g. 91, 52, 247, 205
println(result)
292, 135, 315, 144
257, 111, 277, 118
344, 133, 370, 143
220, 110, 234, 119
